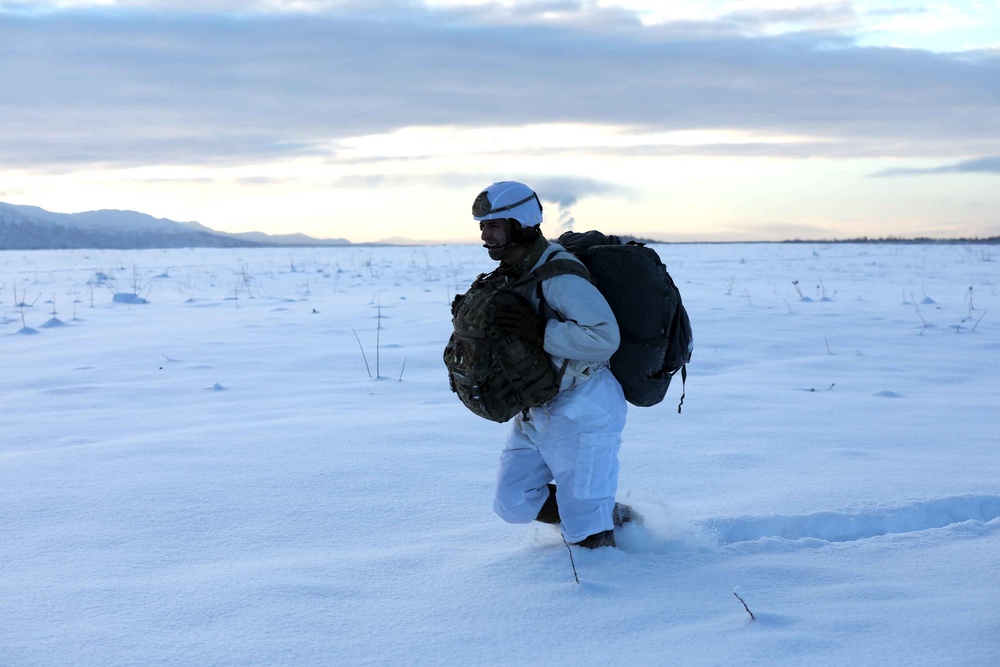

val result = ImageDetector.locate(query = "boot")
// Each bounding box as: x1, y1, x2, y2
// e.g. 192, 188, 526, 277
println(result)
537, 486, 635, 528
613, 502, 635, 528
535, 483, 560, 524
574, 529, 616, 549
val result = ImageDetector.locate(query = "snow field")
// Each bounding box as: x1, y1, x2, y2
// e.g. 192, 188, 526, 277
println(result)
2, 243, 998, 666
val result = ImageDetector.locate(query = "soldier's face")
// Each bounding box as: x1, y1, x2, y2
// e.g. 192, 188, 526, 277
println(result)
480, 219, 512, 261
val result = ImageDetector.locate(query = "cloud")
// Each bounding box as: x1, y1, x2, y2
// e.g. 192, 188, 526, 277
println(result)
235, 176, 289, 186
137, 177, 216, 184
683, 3, 861, 37
1, 3, 999, 170
330, 172, 629, 233
333, 172, 630, 201
527, 176, 633, 233
872, 156, 1000, 177
713, 220, 836, 241
529, 176, 632, 207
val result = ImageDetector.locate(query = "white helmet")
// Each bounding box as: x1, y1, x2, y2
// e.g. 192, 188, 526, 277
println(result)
472, 181, 543, 226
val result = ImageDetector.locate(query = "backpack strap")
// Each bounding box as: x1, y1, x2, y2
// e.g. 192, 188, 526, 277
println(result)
510, 253, 589, 393
510, 253, 591, 291
677, 364, 686, 414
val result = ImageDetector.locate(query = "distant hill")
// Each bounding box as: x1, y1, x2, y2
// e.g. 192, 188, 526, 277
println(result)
0, 202, 351, 250
780, 236, 1000, 245
227, 230, 351, 247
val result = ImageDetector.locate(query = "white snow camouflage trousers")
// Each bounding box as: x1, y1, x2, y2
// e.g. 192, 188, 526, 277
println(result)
493, 367, 628, 544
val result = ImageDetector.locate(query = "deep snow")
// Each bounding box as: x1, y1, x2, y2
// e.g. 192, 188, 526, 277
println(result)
2, 243, 998, 666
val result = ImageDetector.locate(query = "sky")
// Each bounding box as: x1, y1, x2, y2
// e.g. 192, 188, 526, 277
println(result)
1, 0, 999, 244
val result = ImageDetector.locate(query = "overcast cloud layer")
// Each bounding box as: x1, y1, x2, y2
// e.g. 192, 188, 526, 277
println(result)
3, 2, 999, 171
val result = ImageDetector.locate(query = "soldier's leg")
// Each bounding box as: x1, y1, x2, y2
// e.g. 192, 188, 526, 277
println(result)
493, 427, 554, 524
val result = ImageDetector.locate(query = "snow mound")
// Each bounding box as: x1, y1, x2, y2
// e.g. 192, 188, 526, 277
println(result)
873, 390, 902, 398
113, 293, 148, 304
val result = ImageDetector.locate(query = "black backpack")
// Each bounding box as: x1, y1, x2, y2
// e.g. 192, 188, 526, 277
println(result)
556, 231, 693, 412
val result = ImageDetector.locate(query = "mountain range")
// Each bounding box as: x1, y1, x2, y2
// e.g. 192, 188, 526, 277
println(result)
0, 202, 352, 250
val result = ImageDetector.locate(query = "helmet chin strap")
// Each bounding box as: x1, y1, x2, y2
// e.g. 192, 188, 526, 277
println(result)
481, 219, 538, 256
482, 218, 516, 252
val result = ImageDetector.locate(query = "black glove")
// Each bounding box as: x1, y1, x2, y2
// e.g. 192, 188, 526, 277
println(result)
494, 302, 546, 344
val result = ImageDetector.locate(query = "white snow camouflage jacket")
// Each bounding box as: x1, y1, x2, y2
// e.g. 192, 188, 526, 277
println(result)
515, 241, 621, 392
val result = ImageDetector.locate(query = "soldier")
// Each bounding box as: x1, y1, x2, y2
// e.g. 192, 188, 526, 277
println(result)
474, 181, 632, 548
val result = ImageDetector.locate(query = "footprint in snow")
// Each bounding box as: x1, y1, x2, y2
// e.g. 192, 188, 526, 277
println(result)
702, 494, 1000, 547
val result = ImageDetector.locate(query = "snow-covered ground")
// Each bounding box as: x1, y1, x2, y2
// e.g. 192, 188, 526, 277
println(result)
2, 242, 998, 666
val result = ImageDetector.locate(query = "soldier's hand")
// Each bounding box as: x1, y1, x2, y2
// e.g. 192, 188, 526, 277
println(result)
494, 302, 546, 344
